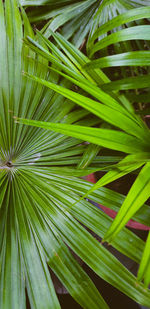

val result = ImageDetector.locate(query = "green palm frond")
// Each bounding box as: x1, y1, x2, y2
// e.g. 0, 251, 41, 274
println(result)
0, 1, 106, 308
1, 1, 150, 308
20, 0, 150, 48
16, 16, 150, 294
84, 5, 150, 103
138, 230, 150, 287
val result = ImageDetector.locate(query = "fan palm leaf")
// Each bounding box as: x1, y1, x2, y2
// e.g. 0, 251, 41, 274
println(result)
17, 11, 150, 292
2, 1, 150, 308
20, 0, 150, 48
0, 1, 106, 308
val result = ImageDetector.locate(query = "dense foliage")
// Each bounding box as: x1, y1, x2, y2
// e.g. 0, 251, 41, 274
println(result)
1, 0, 150, 308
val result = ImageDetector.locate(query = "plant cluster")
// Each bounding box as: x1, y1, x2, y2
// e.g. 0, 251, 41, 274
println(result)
1, 0, 150, 308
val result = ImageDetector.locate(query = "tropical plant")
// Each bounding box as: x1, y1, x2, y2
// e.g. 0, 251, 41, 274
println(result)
19, 0, 150, 299
20, 0, 150, 48
1, 1, 150, 309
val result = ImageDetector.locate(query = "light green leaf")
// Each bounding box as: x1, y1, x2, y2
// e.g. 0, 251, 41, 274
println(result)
104, 162, 150, 242
16, 118, 149, 154
85, 51, 150, 70
138, 231, 150, 287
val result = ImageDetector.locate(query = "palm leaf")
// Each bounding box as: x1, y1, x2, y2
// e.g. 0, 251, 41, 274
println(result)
16, 23, 150, 295
1, 1, 150, 308
20, 0, 150, 49
84, 6, 150, 100
0, 1, 109, 308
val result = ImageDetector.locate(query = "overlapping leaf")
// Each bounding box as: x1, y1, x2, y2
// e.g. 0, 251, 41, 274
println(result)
1, 1, 150, 308
20, 0, 150, 49
16, 16, 150, 297
0, 1, 110, 308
